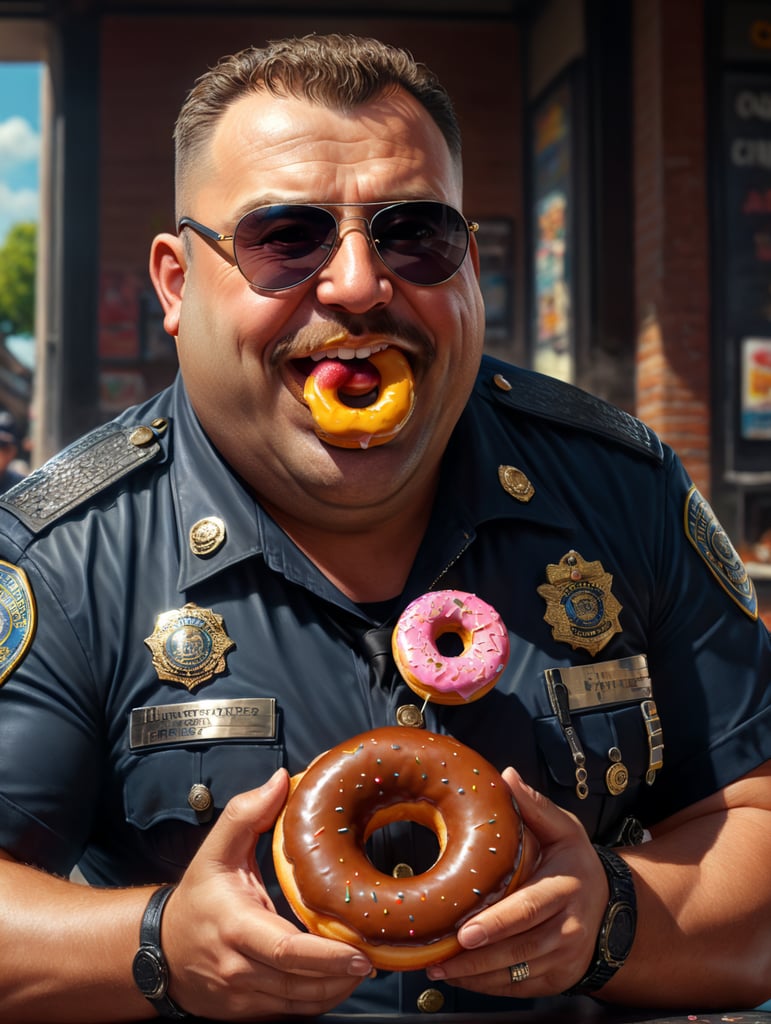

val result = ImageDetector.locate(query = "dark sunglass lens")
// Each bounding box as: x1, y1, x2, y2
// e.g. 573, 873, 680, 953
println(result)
233, 206, 337, 289
372, 202, 469, 285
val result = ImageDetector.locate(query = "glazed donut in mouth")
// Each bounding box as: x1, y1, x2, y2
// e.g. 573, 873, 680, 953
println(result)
392, 591, 510, 706
303, 347, 415, 449
273, 726, 532, 971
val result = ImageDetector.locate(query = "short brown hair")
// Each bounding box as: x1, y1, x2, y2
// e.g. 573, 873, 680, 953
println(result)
173, 33, 462, 210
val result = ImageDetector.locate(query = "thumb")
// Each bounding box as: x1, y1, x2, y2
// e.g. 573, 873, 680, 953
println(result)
201, 767, 290, 867
503, 765, 584, 848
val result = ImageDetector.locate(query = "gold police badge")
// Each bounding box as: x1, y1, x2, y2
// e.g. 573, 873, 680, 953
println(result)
144, 603, 235, 691
538, 550, 622, 656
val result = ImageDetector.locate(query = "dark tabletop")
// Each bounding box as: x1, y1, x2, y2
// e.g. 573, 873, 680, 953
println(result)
108, 1008, 771, 1024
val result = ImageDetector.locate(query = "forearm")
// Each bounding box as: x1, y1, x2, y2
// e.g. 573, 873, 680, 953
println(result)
0, 856, 157, 1023
602, 805, 771, 1008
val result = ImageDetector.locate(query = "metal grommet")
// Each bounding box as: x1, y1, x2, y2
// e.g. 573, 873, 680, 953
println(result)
129, 425, 155, 447
417, 988, 445, 1013
396, 704, 424, 729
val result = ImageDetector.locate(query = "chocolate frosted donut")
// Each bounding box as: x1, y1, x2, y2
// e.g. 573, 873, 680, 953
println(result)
273, 726, 531, 970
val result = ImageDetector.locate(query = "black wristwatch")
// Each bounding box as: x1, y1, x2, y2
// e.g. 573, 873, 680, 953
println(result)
565, 845, 637, 996
132, 884, 188, 1019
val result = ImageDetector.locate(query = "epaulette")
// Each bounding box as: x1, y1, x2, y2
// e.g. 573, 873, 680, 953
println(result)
0, 418, 168, 533
481, 360, 664, 464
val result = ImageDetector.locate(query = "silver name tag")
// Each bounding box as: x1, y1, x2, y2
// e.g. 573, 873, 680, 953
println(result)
544, 654, 652, 711
130, 697, 277, 749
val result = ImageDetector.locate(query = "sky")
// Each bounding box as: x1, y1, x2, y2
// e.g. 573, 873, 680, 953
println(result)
0, 62, 41, 246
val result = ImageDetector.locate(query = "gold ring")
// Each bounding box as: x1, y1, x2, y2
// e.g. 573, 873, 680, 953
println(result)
509, 961, 530, 983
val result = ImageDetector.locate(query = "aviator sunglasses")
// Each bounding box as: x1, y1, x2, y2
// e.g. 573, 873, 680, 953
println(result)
178, 200, 478, 291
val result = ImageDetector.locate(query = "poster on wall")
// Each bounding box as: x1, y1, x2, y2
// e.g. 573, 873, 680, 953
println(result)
742, 337, 771, 440
530, 77, 574, 383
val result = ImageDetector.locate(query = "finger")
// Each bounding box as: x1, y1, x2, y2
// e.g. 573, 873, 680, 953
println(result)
255, 916, 372, 980
201, 767, 289, 869
437, 949, 568, 999
432, 914, 556, 981
503, 766, 583, 848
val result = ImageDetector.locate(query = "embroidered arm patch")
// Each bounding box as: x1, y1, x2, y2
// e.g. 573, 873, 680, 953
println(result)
684, 485, 757, 620
0, 560, 36, 686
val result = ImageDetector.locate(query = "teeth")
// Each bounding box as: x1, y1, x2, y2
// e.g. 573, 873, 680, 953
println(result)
309, 342, 388, 362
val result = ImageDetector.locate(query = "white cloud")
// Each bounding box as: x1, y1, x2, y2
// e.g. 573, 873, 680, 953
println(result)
0, 180, 39, 243
0, 116, 40, 172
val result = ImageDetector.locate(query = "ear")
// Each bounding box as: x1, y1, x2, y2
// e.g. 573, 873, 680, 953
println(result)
149, 233, 187, 338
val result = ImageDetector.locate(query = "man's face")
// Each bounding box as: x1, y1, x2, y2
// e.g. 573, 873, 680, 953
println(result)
155, 87, 485, 529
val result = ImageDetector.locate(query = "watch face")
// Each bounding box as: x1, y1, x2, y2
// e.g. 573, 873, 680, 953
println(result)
133, 946, 168, 999
602, 901, 636, 966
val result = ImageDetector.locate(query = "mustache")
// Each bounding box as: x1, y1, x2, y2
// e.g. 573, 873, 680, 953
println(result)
271, 312, 434, 367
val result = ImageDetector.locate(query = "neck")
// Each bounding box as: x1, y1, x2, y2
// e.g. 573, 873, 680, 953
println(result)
264, 490, 435, 604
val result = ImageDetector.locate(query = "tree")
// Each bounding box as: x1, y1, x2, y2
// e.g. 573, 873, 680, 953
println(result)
0, 222, 36, 337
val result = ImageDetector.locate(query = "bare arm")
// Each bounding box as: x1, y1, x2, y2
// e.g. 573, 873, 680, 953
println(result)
610, 760, 771, 1006
0, 769, 371, 1023
0, 852, 154, 1023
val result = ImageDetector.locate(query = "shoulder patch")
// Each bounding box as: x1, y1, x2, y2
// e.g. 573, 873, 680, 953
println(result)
0, 560, 35, 685
684, 485, 757, 619
0, 420, 165, 533
483, 361, 663, 463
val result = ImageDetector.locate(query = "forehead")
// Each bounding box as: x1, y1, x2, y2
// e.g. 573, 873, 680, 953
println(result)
189, 86, 462, 214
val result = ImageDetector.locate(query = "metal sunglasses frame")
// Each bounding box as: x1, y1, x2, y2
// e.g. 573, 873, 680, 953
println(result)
177, 200, 479, 290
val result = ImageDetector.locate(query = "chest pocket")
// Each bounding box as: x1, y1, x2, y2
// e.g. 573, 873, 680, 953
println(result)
534, 703, 656, 843
123, 742, 283, 869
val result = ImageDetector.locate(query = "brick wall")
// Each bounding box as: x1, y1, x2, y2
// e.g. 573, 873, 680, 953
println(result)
633, 0, 712, 498
633, 0, 770, 627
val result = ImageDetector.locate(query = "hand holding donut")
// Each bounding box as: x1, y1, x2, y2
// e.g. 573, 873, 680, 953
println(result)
425, 767, 608, 998
160, 769, 373, 1020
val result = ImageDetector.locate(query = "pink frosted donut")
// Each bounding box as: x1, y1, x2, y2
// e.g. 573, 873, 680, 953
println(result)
392, 591, 510, 705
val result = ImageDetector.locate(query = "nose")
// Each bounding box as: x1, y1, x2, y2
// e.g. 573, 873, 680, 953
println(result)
314, 219, 394, 313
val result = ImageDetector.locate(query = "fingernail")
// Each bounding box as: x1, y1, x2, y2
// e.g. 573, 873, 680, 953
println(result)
426, 964, 446, 980
349, 955, 372, 976
459, 922, 487, 948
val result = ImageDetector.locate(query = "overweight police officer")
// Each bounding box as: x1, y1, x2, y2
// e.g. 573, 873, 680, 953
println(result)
0, 34, 769, 1023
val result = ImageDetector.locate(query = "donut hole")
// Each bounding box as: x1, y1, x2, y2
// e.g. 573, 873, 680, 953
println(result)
433, 626, 467, 658
365, 821, 442, 875
339, 386, 379, 409
364, 802, 447, 875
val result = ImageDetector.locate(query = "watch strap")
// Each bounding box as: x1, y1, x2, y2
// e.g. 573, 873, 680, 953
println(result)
564, 845, 637, 996
133, 884, 188, 1019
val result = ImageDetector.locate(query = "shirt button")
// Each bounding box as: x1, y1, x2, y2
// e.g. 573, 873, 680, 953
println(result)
188, 783, 213, 818
129, 425, 155, 447
417, 988, 445, 1013
392, 862, 414, 878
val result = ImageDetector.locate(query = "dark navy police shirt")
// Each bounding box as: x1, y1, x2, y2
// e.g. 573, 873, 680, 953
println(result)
0, 356, 768, 1014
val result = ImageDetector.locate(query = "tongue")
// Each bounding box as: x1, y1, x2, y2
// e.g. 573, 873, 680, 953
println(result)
310, 358, 380, 398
